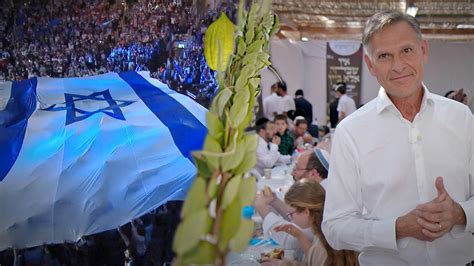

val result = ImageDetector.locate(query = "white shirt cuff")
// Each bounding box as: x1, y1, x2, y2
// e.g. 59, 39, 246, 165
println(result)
457, 200, 474, 234
370, 217, 398, 251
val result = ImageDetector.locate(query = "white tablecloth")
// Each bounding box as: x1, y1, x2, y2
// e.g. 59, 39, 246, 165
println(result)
256, 164, 294, 199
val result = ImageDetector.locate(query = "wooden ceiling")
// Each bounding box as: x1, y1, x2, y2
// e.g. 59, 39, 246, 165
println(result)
272, 0, 474, 41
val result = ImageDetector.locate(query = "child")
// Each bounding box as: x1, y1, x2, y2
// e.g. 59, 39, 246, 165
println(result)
261, 180, 358, 266
274, 114, 295, 156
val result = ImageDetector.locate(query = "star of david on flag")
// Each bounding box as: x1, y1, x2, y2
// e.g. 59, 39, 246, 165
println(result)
42, 89, 134, 125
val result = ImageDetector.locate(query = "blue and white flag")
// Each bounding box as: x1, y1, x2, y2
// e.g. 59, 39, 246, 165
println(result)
0, 71, 207, 250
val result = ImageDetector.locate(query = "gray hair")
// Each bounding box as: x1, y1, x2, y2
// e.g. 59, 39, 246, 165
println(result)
362, 10, 422, 56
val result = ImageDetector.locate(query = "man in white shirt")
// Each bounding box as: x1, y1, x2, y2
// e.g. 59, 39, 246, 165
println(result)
255, 117, 291, 176
276, 81, 295, 117
322, 10, 473, 266
335, 82, 357, 123
263, 83, 282, 121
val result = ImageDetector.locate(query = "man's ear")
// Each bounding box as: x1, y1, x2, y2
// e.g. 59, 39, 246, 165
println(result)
309, 168, 322, 182
364, 54, 376, 76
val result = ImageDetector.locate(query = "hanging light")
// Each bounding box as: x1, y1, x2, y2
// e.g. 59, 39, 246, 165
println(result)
406, 6, 419, 17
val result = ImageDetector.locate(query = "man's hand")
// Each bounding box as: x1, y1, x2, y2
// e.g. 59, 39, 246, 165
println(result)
415, 176, 466, 239
396, 210, 435, 241
272, 135, 281, 146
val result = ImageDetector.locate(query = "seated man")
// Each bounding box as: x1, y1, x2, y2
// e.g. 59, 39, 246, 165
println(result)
292, 148, 330, 188
289, 117, 313, 149
254, 117, 291, 176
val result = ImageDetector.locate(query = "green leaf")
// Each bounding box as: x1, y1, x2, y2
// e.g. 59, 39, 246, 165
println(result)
181, 177, 207, 218
235, 65, 255, 90
259, 0, 272, 17
238, 176, 257, 206
247, 40, 264, 54
173, 208, 211, 255
229, 102, 249, 127
207, 174, 218, 199
230, 219, 254, 252
216, 87, 233, 116
178, 241, 216, 265
206, 111, 224, 143
203, 136, 222, 170
242, 52, 259, 68
245, 26, 255, 45
269, 14, 280, 37
229, 88, 250, 126
219, 196, 242, 251
243, 133, 258, 151
234, 151, 256, 175
206, 155, 220, 172
234, 134, 258, 174
193, 153, 212, 178
257, 53, 271, 67
261, 11, 273, 32
222, 176, 242, 209
221, 135, 246, 172
234, 84, 251, 104
238, 89, 257, 132
246, 3, 258, 40
236, 0, 246, 34
237, 36, 246, 56
204, 135, 222, 153
249, 77, 261, 90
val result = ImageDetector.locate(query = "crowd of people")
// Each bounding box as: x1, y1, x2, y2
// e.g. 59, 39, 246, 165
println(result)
0, 0, 229, 265
0, 0, 221, 107
0, 202, 183, 265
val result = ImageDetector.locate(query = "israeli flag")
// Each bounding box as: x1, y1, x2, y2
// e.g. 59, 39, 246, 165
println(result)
0, 71, 207, 250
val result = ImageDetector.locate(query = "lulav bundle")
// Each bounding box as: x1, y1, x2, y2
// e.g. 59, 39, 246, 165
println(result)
173, 1, 279, 264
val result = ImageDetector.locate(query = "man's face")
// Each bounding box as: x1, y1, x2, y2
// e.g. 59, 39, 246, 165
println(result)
271, 85, 277, 93
277, 87, 284, 96
265, 122, 276, 141
318, 129, 327, 139
275, 119, 287, 134
294, 122, 307, 137
364, 21, 428, 101
292, 152, 310, 181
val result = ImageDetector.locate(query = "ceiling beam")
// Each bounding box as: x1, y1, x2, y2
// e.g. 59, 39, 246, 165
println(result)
278, 24, 474, 40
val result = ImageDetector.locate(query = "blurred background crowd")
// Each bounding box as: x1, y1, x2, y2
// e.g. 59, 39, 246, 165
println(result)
0, 0, 227, 107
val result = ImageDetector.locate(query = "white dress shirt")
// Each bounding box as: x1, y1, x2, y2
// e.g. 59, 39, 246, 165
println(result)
322, 86, 473, 266
281, 94, 296, 113
255, 136, 291, 176
337, 94, 357, 116
263, 93, 282, 121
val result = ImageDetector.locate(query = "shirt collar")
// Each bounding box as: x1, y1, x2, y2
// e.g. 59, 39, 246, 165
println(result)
375, 83, 435, 115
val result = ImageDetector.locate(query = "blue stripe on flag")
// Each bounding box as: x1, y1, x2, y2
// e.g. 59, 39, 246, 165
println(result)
0, 78, 37, 181
119, 72, 207, 163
